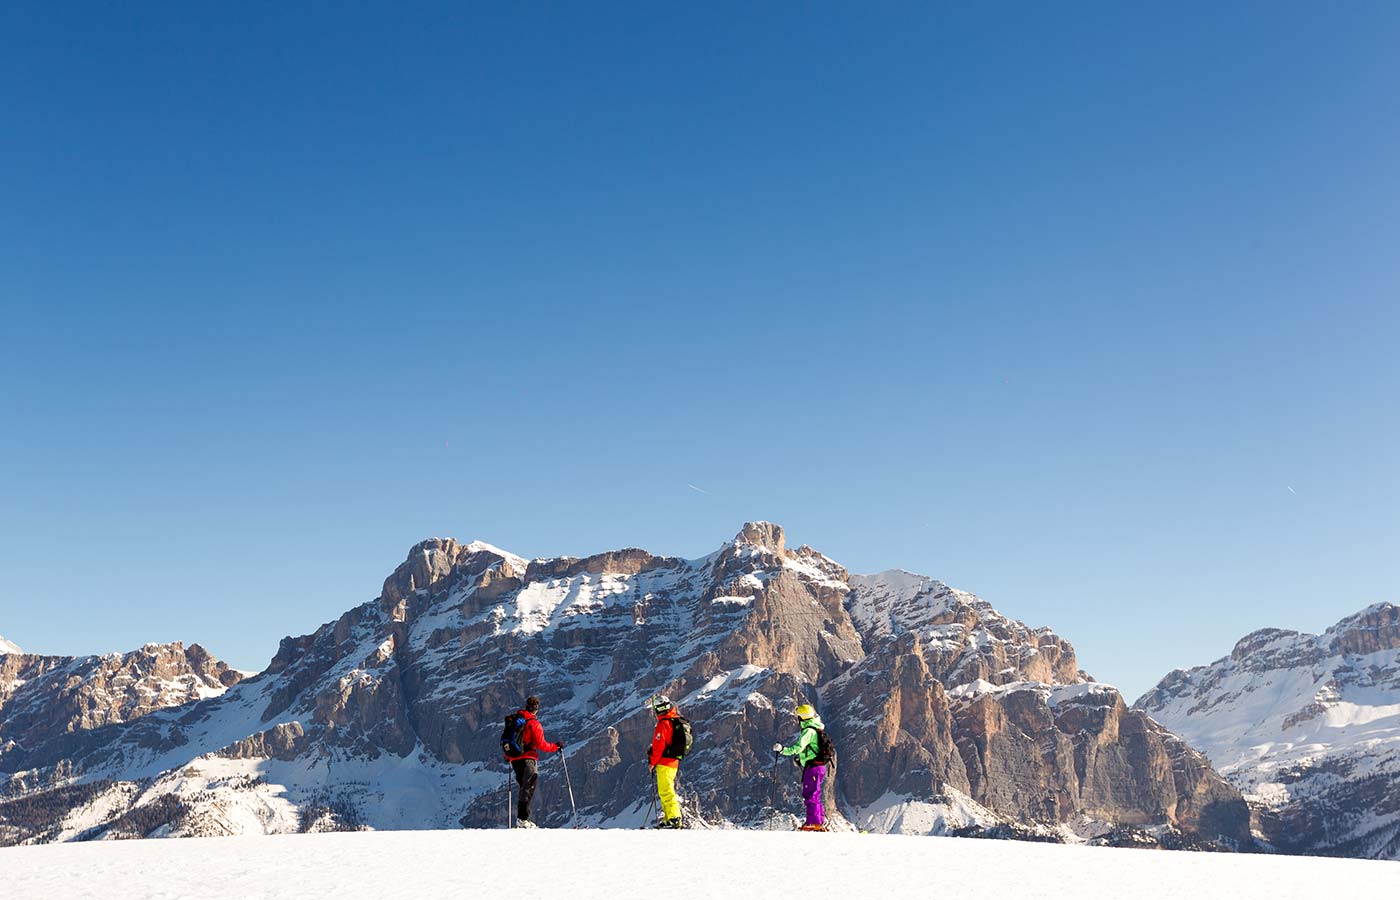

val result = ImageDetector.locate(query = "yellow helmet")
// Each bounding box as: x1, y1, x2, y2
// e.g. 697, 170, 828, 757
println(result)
794, 704, 816, 720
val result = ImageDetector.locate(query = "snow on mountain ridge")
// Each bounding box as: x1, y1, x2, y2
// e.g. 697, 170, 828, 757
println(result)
460, 539, 528, 571
846, 569, 1080, 688
0, 635, 20, 656
1135, 602, 1400, 859
946, 679, 1120, 706
847, 570, 963, 641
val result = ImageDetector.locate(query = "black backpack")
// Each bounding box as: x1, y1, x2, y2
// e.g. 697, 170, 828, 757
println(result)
501, 713, 529, 758
810, 726, 835, 767
662, 715, 694, 760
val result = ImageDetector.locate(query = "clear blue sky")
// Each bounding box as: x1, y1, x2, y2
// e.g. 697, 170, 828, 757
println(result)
3, 3, 1397, 700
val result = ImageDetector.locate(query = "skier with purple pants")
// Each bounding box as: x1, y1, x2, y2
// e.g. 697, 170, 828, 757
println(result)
774, 704, 835, 831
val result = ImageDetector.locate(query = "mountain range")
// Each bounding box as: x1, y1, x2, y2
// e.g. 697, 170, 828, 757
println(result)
1, 523, 1393, 859
1135, 603, 1400, 859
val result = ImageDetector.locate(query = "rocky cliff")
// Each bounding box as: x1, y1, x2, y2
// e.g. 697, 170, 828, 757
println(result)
0, 642, 242, 764
1136, 603, 1400, 860
1, 524, 1249, 850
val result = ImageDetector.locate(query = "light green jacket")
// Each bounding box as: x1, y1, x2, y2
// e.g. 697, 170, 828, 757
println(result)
779, 716, 825, 766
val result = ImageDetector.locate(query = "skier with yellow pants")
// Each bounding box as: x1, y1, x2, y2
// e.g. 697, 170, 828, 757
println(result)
646, 695, 691, 828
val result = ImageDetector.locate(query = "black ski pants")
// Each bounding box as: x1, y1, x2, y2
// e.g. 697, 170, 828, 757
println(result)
511, 758, 539, 822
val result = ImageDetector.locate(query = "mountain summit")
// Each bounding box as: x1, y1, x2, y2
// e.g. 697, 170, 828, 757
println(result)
1, 524, 1247, 848
732, 521, 787, 553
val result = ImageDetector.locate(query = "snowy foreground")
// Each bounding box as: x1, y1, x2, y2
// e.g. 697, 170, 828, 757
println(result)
3, 830, 1396, 900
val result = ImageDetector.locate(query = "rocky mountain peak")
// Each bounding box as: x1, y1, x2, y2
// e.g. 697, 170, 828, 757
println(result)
378, 537, 527, 612
379, 538, 467, 607
1228, 627, 1303, 663
1325, 602, 1400, 656
0, 635, 20, 656
733, 521, 786, 554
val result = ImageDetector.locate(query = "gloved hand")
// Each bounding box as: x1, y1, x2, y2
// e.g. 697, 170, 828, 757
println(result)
557, 742, 566, 752
772, 742, 784, 753
649, 764, 657, 774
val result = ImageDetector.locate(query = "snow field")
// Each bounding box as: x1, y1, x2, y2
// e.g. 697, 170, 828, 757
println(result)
2, 829, 1396, 900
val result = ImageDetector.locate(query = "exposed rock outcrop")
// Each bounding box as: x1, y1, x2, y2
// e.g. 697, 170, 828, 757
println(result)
0, 642, 241, 771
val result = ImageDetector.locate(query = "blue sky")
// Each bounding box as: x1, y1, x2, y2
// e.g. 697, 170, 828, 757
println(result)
2, 3, 1397, 699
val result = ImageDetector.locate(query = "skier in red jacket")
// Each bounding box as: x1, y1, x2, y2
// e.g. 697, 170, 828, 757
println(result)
647, 695, 687, 828
503, 696, 562, 827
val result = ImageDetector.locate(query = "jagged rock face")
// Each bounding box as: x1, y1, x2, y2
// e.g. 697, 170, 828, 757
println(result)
828, 574, 1250, 846
0, 643, 241, 770
1, 523, 1248, 852
847, 571, 1081, 686
1136, 603, 1400, 860
824, 632, 970, 808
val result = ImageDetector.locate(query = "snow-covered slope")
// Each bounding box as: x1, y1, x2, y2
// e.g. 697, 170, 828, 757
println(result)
2, 829, 1394, 900
0, 636, 21, 656
1136, 603, 1400, 859
847, 570, 1080, 684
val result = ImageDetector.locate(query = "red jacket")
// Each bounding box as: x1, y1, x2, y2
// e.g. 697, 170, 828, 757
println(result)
649, 711, 681, 768
505, 710, 561, 762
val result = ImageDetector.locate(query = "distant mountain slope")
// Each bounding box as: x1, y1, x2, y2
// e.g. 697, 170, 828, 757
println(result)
1, 523, 1248, 850
0, 643, 243, 765
1136, 603, 1400, 859
0, 636, 21, 656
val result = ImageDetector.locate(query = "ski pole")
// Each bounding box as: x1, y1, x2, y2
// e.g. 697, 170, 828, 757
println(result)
641, 767, 657, 829
507, 767, 514, 828
559, 750, 579, 828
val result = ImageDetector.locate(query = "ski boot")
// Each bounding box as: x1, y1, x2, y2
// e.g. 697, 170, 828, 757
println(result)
654, 817, 684, 829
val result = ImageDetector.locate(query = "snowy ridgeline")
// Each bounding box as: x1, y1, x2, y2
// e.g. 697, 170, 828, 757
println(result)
3, 830, 1395, 900
1133, 603, 1400, 857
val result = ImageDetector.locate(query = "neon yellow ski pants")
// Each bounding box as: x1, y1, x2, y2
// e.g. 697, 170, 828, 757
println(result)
655, 764, 680, 821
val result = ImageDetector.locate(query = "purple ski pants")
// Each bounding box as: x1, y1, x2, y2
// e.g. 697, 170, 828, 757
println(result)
802, 764, 827, 826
